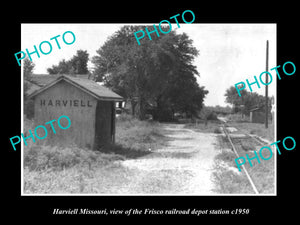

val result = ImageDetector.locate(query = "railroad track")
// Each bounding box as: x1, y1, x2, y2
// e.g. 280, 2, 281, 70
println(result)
220, 122, 260, 194
245, 133, 270, 146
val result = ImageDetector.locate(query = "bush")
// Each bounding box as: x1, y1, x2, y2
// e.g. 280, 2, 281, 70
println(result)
214, 127, 222, 134
116, 114, 163, 152
206, 111, 218, 120
199, 107, 218, 121
99, 143, 151, 159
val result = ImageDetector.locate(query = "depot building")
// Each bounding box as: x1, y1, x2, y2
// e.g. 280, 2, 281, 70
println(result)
27, 75, 123, 149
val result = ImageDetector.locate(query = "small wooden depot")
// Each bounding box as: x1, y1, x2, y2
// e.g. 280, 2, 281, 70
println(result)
28, 75, 123, 149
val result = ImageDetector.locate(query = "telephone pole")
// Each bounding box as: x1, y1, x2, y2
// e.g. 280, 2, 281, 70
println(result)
265, 40, 269, 128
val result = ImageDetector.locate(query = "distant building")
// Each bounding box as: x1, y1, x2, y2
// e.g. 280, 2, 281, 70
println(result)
249, 107, 265, 123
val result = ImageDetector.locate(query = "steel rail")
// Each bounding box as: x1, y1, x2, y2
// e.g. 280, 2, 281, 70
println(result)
222, 124, 260, 194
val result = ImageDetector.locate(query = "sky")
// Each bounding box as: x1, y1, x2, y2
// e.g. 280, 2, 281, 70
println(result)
21, 23, 276, 107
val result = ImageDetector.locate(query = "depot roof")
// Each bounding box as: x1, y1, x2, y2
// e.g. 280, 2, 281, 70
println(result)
27, 75, 123, 101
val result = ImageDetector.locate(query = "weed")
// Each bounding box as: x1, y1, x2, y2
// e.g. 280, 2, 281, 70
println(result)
184, 119, 221, 133
116, 114, 167, 152
214, 127, 222, 134
23, 114, 168, 194
213, 134, 275, 194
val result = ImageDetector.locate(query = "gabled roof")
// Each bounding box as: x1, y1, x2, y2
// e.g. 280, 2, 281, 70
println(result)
27, 75, 123, 101
27, 74, 58, 87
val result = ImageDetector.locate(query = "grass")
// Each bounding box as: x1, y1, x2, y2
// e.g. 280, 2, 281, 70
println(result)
23, 144, 130, 194
184, 117, 274, 194
179, 114, 275, 194
212, 134, 275, 194
23, 114, 167, 194
115, 114, 167, 152
24, 162, 133, 194
183, 119, 222, 133
212, 136, 252, 194
226, 120, 275, 142
24, 144, 125, 171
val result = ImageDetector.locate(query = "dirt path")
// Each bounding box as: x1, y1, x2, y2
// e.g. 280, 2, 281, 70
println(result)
118, 124, 220, 195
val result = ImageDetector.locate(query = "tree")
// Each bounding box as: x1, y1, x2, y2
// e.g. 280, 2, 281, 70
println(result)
23, 57, 35, 80
47, 50, 89, 75
92, 25, 208, 121
47, 59, 71, 74
23, 57, 35, 119
23, 57, 35, 96
69, 50, 89, 74
225, 85, 272, 115
224, 84, 247, 112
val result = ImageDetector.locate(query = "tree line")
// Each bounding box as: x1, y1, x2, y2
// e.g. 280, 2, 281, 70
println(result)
224, 85, 273, 116
24, 25, 273, 122
47, 50, 89, 75
43, 25, 208, 121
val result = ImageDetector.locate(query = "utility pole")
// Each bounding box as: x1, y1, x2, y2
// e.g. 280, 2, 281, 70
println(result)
265, 40, 269, 128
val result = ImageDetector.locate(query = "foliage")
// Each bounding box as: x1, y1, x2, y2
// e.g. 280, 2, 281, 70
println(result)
206, 111, 218, 120
213, 129, 275, 194
92, 26, 208, 121
205, 105, 232, 114
183, 119, 221, 133
47, 50, 89, 75
23, 114, 166, 172
115, 113, 167, 152
199, 105, 232, 120
23, 57, 35, 80
198, 106, 218, 120
224, 85, 272, 115
23, 57, 35, 119
228, 120, 274, 142
23, 115, 169, 194
23, 57, 35, 94
24, 144, 125, 171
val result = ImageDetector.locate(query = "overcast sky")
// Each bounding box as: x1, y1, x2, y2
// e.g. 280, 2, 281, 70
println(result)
21, 23, 276, 106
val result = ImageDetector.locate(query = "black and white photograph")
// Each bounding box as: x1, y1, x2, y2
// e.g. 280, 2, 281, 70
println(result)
21, 23, 277, 195
3, 4, 299, 220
